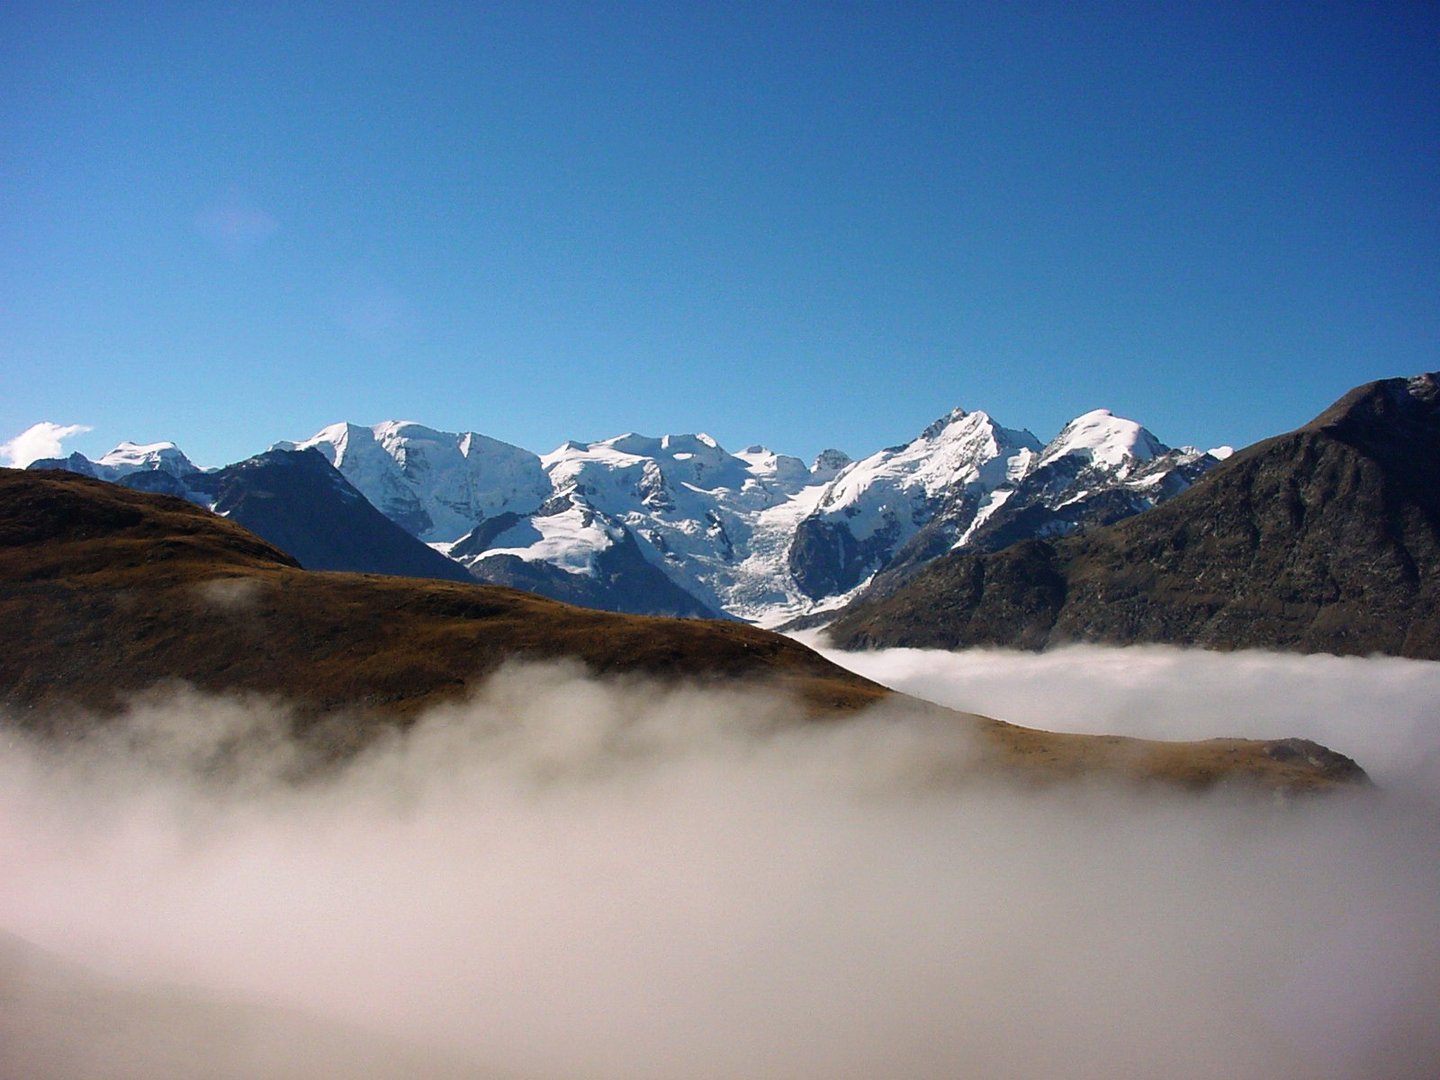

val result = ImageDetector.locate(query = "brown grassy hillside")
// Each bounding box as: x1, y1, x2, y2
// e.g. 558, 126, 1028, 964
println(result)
0, 469, 1367, 794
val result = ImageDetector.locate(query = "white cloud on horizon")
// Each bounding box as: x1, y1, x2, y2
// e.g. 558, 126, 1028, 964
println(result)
0, 421, 93, 468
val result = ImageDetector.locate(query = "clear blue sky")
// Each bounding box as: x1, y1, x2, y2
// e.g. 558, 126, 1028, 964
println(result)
3, 1, 1436, 467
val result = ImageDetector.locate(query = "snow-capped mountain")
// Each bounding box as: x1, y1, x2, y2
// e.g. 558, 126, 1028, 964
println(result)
24, 401, 1219, 625
447, 431, 843, 621
280, 405, 1213, 625
784, 409, 1044, 608
857, 412, 1219, 603
40, 440, 201, 483
275, 421, 551, 542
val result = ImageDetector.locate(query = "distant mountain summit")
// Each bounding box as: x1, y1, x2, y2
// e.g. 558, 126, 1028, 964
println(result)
794, 407, 1218, 613
826, 373, 1440, 659
785, 409, 1043, 603
276, 421, 551, 541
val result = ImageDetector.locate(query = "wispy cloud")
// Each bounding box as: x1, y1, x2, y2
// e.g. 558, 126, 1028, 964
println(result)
0, 422, 92, 468
194, 194, 278, 259
329, 269, 410, 340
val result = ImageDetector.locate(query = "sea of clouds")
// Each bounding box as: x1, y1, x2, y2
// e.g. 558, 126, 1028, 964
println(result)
3, 647, 1438, 1080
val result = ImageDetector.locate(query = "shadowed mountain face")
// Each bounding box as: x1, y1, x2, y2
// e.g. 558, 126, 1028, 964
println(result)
827, 374, 1440, 659
27, 447, 478, 584
207, 449, 478, 583
0, 469, 1369, 793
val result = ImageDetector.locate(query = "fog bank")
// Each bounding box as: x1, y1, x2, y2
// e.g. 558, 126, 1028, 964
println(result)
807, 639, 1440, 793
4, 656, 1439, 1079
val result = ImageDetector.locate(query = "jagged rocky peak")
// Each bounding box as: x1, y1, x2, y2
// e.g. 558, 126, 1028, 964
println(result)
822, 407, 1041, 506
810, 448, 851, 478
919, 406, 969, 439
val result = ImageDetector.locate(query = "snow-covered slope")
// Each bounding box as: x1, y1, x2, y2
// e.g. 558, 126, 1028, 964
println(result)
277, 422, 550, 542
783, 410, 1043, 603
1031, 409, 1165, 473
273, 406, 1216, 625
88, 441, 201, 480
857, 411, 1220, 601
474, 432, 839, 620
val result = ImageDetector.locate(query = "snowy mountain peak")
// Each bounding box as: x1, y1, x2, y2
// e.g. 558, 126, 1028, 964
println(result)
545, 431, 754, 502
1035, 409, 1166, 473
285, 421, 550, 542
920, 407, 969, 441
96, 441, 199, 477
809, 449, 851, 482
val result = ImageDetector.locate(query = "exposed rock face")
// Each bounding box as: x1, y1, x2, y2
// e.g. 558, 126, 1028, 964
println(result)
827, 374, 1440, 659
205, 449, 476, 583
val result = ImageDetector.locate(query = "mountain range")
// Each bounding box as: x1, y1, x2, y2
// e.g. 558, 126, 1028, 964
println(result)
24, 373, 1437, 661
827, 373, 1440, 659
28, 402, 1222, 626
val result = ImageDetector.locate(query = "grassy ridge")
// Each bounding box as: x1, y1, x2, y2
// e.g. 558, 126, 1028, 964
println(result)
0, 469, 1367, 794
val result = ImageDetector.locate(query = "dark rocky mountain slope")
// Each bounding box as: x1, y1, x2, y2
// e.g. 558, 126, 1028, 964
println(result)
0, 469, 1366, 793
827, 373, 1440, 659
205, 449, 477, 583
30, 447, 477, 584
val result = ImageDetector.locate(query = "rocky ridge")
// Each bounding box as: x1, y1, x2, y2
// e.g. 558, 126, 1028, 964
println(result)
825, 374, 1440, 659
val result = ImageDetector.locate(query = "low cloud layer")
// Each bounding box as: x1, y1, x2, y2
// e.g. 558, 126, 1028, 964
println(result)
808, 640, 1440, 793
3, 654, 1439, 1079
0, 421, 92, 468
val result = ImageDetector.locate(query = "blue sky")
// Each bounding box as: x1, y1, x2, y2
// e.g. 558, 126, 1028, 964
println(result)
3, 1, 1436, 468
